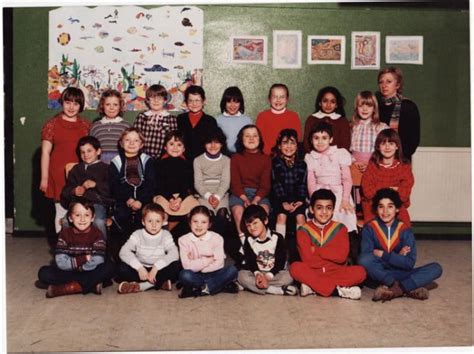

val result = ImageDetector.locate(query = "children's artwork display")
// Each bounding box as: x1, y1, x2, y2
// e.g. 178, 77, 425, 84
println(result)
307, 35, 346, 64
351, 31, 380, 70
230, 36, 268, 64
48, 6, 204, 111
273, 30, 302, 69
386, 36, 423, 65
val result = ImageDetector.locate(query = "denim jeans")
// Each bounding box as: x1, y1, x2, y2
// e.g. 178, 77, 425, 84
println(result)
116, 261, 182, 288
179, 265, 238, 295
62, 203, 108, 239
358, 253, 443, 292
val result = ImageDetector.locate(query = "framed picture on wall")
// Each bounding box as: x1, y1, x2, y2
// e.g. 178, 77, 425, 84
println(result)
273, 30, 302, 69
307, 35, 346, 64
230, 35, 268, 64
351, 31, 380, 70
386, 36, 423, 64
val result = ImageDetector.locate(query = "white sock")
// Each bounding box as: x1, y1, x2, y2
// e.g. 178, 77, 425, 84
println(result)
265, 285, 284, 295
54, 203, 68, 234
201, 284, 210, 295
275, 223, 286, 238
139, 281, 154, 291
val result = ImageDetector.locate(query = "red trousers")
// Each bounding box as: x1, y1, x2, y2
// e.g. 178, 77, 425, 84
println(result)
290, 262, 366, 297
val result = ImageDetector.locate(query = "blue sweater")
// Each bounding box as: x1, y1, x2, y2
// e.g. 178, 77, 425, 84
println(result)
360, 217, 416, 270
216, 113, 253, 153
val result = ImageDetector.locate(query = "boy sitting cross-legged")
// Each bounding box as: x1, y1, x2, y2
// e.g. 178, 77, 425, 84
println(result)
237, 205, 298, 296
290, 189, 366, 299
358, 188, 442, 302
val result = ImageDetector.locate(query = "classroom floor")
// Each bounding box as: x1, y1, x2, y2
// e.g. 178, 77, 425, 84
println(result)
5, 235, 473, 352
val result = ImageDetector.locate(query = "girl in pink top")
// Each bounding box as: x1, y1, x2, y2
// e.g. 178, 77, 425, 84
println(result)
178, 206, 238, 298
305, 121, 357, 232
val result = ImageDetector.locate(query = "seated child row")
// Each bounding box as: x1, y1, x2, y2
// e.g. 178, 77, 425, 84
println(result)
59, 119, 413, 267
38, 188, 442, 301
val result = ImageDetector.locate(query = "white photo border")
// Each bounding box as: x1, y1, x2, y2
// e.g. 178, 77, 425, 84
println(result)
307, 35, 346, 65
351, 31, 380, 70
386, 35, 424, 65
230, 35, 268, 65
273, 30, 302, 69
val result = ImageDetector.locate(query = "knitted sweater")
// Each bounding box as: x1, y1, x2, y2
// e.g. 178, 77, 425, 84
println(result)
89, 117, 131, 154
296, 220, 349, 269
241, 230, 287, 276
230, 150, 271, 199
60, 160, 113, 208
177, 112, 218, 160
155, 156, 194, 199
215, 113, 253, 153
256, 109, 302, 155
361, 160, 414, 207
119, 228, 179, 270
360, 217, 416, 270
193, 153, 230, 200
178, 231, 225, 273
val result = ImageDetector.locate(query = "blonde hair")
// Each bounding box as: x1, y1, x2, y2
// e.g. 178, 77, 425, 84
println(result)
351, 91, 380, 126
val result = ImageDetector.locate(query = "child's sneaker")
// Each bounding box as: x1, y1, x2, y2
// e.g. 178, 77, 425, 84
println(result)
282, 284, 298, 296
160, 280, 172, 291
117, 281, 141, 294
336, 286, 361, 300
236, 282, 244, 291
300, 283, 315, 297
178, 286, 199, 299
407, 287, 429, 300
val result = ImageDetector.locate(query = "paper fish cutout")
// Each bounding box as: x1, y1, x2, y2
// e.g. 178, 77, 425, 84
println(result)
143, 26, 154, 30
130, 48, 142, 52
181, 7, 191, 13
127, 27, 138, 34
145, 14, 152, 20
92, 23, 102, 28
136, 12, 145, 19
98, 31, 109, 38
145, 64, 169, 72
95, 46, 104, 53
162, 49, 175, 58
68, 17, 80, 24
112, 47, 122, 51
113, 37, 122, 42
80, 36, 94, 40
159, 32, 169, 38
80, 25, 85, 31
182, 18, 193, 27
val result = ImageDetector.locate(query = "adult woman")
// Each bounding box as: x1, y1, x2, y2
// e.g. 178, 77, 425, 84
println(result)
376, 67, 420, 160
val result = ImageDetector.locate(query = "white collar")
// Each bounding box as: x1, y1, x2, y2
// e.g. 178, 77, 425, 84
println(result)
223, 111, 242, 117
312, 111, 341, 120
145, 109, 169, 117
100, 116, 123, 124
271, 108, 287, 115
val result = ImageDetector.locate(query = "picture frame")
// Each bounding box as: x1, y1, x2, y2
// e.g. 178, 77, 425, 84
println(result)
307, 35, 346, 64
230, 35, 268, 64
386, 35, 423, 65
273, 30, 302, 69
351, 31, 380, 70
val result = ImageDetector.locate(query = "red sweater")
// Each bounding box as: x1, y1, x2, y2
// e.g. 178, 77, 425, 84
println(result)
361, 160, 414, 207
296, 220, 349, 270
256, 109, 302, 155
231, 150, 271, 199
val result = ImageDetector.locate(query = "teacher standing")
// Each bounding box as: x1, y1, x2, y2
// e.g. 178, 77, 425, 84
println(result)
377, 67, 420, 161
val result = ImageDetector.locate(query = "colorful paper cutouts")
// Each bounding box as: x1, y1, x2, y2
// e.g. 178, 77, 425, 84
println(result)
230, 36, 268, 65
273, 31, 302, 69
386, 36, 423, 65
48, 6, 204, 111
307, 35, 346, 65
351, 31, 380, 70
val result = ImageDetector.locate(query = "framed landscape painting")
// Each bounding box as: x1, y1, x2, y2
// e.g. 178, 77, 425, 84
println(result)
386, 36, 423, 64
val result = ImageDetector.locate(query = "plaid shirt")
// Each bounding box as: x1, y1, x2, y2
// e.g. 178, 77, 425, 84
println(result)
350, 120, 389, 153
271, 156, 307, 204
133, 110, 177, 159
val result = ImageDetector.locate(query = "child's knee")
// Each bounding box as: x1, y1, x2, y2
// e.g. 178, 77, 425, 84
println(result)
179, 269, 195, 283
430, 262, 443, 279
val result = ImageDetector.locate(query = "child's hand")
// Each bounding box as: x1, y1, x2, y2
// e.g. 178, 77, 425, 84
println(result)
82, 179, 96, 189
240, 195, 250, 208
282, 202, 293, 212
399, 246, 411, 256
255, 273, 268, 289
340, 200, 354, 214
39, 179, 48, 193
187, 251, 194, 260
355, 162, 367, 173
209, 195, 220, 209
138, 267, 148, 281
128, 199, 142, 211
373, 249, 383, 258
147, 266, 158, 284
86, 254, 92, 261
74, 186, 86, 196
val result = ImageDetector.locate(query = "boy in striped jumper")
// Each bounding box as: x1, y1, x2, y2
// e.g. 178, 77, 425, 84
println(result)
358, 188, 442, 302
290, 189, 366, 299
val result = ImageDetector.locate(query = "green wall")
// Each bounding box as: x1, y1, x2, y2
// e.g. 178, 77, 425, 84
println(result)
12, 4, 470, 231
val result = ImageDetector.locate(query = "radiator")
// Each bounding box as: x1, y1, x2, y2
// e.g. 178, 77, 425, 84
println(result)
410, 147, 471, 222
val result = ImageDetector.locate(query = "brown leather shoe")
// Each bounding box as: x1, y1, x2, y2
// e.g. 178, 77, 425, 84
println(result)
372, 285, 392, 302
160, 280, 172, 291
407, 287, 429, 300
46, 281, 82, 298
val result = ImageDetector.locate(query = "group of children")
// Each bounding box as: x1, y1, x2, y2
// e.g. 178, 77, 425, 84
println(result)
37, 82, 442, 301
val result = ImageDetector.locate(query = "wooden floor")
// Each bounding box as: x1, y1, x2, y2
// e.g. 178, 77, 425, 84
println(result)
5, 235, 473, 353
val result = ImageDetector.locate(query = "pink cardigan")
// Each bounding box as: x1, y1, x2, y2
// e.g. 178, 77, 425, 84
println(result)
178, 231, 225, 273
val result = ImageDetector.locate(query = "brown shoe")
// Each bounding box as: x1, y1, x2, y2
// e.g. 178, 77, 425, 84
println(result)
407, 287, 429, 300
46, 281, 82, 298
117, 281, 141, 294
160, 280, 172, 291
372, 285, 392, 302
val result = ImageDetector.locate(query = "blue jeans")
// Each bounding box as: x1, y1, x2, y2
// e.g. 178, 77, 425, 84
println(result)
179, 265, 238, 295
358, 253, 442, 292
62, 203, 108, 240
